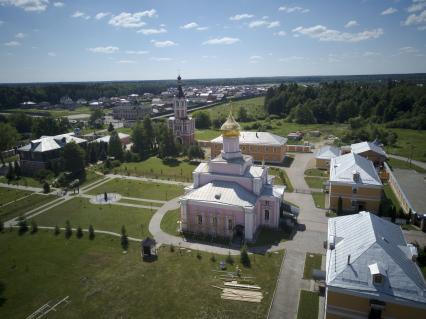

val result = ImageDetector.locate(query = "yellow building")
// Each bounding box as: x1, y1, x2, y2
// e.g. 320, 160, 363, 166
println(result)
328, 153, 383, 213
325, 212, 426, 319
341, 141, 387, 167
210, 131, 287, 163
316, 145, 341, 170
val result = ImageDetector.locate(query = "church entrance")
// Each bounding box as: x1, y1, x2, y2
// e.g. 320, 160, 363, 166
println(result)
176, 137, 183, 145
233, 225, 245, 244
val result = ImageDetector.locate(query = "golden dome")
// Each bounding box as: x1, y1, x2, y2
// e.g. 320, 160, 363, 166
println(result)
220, 109, 240, 138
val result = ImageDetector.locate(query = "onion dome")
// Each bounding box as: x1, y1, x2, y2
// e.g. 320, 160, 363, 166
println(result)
220, 109, 240, 138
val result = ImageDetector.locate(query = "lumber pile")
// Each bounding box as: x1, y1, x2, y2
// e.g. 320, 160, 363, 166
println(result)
221, 288, 263, 303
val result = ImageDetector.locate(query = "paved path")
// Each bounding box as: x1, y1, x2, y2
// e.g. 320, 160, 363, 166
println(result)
388, 154, 426, 170
0, 182, 43, 192
107, 174, 191, 186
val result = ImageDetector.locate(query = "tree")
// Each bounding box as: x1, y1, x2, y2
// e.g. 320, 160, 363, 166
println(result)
54, 225, 60, 236
121, 225, 129, 251
193, 111, 211, 129
43, 182, 50, 194
240, 245, 251, 267
0, 123, 19, 165
107, 122, 114, 132
9, 112, 33, 134
30, 220, 38, 234
89, 109, 104, 128
237, 106, 249, 122
18, 216, 28, 235
0, 220, 4, 233
61, 142, 86, 178
337, 196, 343, 216
14, 160, 21, 178
187, 145, 205, 161
108, 131, 123, 160
76, 226, 83, 239
88, 224, 95, 240
65, 220, 72, 239
132, 122, 150, 157
6, 162, 15, 182
158, 128, 178, 158
143, 116, 155, 150
226, 252, 234, 265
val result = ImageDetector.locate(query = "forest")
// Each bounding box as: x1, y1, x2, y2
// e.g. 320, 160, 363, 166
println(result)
264, 81, 426, 130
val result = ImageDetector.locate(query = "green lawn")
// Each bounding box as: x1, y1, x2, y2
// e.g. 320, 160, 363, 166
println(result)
119, 198, 163, 207
195, 129, 221, 141
297, 290, 319, 319
0, 188, 33, 206
384, 128, 426, 162
112, 156, 198, 182
312, 192, 326, 209
270, 167, 294, 192
87, 178, 184, 201
0, 230, 283, 319
160, 208, 181, 236
32, 197, 153, 238
81, 169, 104, 187
304, 168, 328, 177
4, 106, 93, 118
0, 194, 57, 221
249, 227, 292, 247
0, 176, 43, 188
387, 158, 426, 174
305, 177, 327, 189
303, 253, 323, 279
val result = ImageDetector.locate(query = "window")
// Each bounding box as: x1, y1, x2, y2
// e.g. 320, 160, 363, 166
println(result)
212, 217, 217, 226
228, 219, 233, 230
373, 274, 383, 285
265, 200, 270, 206
265, 210, 270, 221
352, 187, 357, 194
197, 215, 203, 225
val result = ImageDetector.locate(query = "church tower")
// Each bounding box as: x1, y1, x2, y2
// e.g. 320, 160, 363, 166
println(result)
167, 75, 195, 144
220, 109, 243, 160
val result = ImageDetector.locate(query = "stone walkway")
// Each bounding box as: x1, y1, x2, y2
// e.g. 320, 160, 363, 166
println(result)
106, 174, 191, 186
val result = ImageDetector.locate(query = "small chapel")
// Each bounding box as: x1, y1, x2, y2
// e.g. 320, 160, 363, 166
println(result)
167, 75, 195, 144
180, 110, 285, 242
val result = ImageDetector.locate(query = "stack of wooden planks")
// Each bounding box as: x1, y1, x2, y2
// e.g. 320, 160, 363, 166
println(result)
221, 288, 263, 303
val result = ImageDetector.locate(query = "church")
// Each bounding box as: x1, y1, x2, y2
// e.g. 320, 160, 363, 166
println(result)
167, 75, 195, 144
180, 111, 285, 242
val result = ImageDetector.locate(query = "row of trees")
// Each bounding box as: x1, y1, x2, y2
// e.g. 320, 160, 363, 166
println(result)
264, 81, 426, 129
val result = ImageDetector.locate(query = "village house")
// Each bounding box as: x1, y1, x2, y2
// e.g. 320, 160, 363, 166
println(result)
180, 111, 285, 242
342, 141, 387, 167
328, 153, 383, 213
93, 132, 131, 145
210, 131, 288, 164
315, 145, 341, 170
325, 211, 426, 319
112, 104, 152, 121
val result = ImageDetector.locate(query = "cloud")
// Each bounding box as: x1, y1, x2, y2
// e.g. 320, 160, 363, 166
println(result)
47, 52, 56, 57
15, 32, 26, 38
151, 40, 177, 48
279, 56, 304, 62
95, 12, 110, 20
278, 6, 309, 14
292, 25, 384, 42
71, 11, 90, 20
249, 55, 263, 63
403, 10, 426, 26
418, 25, 426, 30
181, 22, 198, 29
249, 20, 280, 28
0, 0, 48, 12
381, 7, 398, 15
196, 26, 208, 31
150, 57, 172, 61
137, 27, 167, 35
4, 40, 20, 46
125, 50, 149, 55
408, 1, 426, 13
399, 46, 419, 54
229, 13, 254, 21
88, 46, 119, 54
202, 55, 217, 59
0, 20, 4, 26
53, 2, 64, 7
108, 10, 156, 28
344, 20, 358, 28
274, 30, 287, 36
202, 37, 240, 45
117, 60, 136, 64
363, 51, 381, 57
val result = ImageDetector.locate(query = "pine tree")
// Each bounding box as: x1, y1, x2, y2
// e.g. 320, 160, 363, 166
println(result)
88, 224, 95, 240
240, 244, 251, 267
76, 226, 83, 239
43, 182, 50, 194
54, 225, 60, 236
108, 131, 123, 160
65, 220, 72, 239
143, 116, 155, 150
107, 122, 114, 132
30, 220, 38, 234
18, 216, 28, 235
121, 225, 128, 251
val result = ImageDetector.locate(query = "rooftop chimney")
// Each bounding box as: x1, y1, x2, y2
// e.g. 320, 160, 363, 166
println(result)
347, 254, 351, 265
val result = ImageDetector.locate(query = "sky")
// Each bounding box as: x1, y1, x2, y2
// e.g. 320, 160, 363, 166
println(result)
0, 0, 426, 83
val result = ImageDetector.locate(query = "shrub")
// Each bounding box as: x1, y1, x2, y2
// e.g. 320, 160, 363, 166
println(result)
0, 220, 4, 233
65, 220, 72, 239
43, 182, 50, 194
121, 225, 128, 251
88, 224, 95, 240
54, 225, 60, 236
18, 216, 28, 235
210, 254, 216, 262
30, 220, 38, 234
170, 244, 175, 252
76, 226, 83, 239
240, 245, 251, 267
226, 252, 234, 265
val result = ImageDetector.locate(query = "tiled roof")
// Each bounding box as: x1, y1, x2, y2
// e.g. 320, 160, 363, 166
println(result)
316, 145, 341, 160
330, 153, 382, 186
211, 131, 287, 146
93, 133, 130, 143
351, 141, 387, 157
326, 212, 426, 305
18, 133, 86, 153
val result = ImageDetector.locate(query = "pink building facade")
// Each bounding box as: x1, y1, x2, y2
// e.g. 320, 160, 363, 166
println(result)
180, 112, 285, 242
167, 76, 195, 145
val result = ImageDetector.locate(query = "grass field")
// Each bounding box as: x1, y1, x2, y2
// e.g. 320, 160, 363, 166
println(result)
160, 208, 181, 236
305, 177, 327, 190
303, 253, 323, 279
0, 194, 57, 221
32, 197, 153, 238
87, 178, 184, 201
0, 230, 283, 319
385, 128, 426, 162
297, 290, 319, 319
112, 156, 198, 182
304, 168, 328, 177
312, 192, 326, 209
4, 106, 93, 118
118, 198, 163, 207
0, 176, 43, 188
195, 129, 221, 141
387, 158, 426, 174
0, 188, 33, 206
